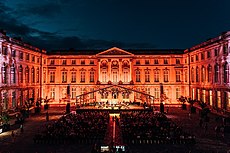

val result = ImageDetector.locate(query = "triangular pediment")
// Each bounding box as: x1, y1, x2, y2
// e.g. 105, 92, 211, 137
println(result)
97, 47, 133, 56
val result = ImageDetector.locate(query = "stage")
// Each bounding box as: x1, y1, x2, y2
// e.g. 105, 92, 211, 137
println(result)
75, 104, 153, 113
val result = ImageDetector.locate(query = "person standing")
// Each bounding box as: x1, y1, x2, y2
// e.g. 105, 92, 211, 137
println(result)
11, 131, 15, 143
20, 124, 24, 133
46, 111, 49, 121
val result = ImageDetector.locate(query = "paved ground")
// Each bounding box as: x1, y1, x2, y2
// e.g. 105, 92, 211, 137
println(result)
0, 105, 229, 153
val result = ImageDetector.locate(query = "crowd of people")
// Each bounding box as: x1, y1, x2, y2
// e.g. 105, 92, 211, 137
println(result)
34, 111, 109, 144
120, 111, 196, 144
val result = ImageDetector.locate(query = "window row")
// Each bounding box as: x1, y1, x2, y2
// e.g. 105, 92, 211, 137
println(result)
1, 64, 40, 84
191, 44, 229, 62
49, 59, 95, 65
0, 46, 41, 63
191, 63, 229, 83
135, 69, 185, 83
49, 71, 95, 83
135, 59, 181, 65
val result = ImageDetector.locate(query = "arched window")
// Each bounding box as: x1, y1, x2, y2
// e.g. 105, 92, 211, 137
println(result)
163, 69, 169, 82
191, 67, 194, 82
25, 66, 29, 83
80, 69, 86, 82
136, 69, 140, 82
145, 70, 150, 82
196, 66, 199, 82
10, 64, 16, 84
207, 65, 212, 83
154, 69, 160, 82
31, 67, 35, 83
36, 68, 39, 83
1, 62, 7, 84
90, 70, 95, 82
214, 64, 219, 83
224, 62, 229, 83
201, 66, 205, 82
19, 65, 23, 83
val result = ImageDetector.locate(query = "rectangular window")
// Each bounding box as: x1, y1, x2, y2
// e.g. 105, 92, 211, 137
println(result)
90, 60, 94, 65
72, 60, 76, 65
50, 60, 55, 65
36, 68, 39, 83
191, 56, 194, 62
90, 71, 95, 82
207, 51, 211, 58
37, 57, 40, 64
81, 60, 85, 65
102, 71, 107, 82
176, 87, 180, 99
12, 91, 16, 108
71, 88, 76, 99
71, 71, 76, 83
50, 71, 55, 83
185, 70, 187, 82
123, 71, 129, 82
62, 60, 67, 65
43, 69, 46, 83
136, 70, 140, 82
176, 70, 181, 82
197, 89, 200, 101
112, 71, 118, 82
201, 52, 204, 60
209, 90, 213, 106
164, 69, 169, 82
145, 71, 150, 82
26, 53, 30, 61
202, 90, 206, 103
176, 59, 180, 64
80, 71, 85, 82
196, 55, 199, 61
154, 88, 160, 99
19, 52, 23, 60
2, 46, 7, 55
154, 69, 159, 82
62, 71, 67, 83
32, 55, 35, 62
145, 60, 150, 64
227, 92, 230, 111
11, 50, 16, 57
1, 66, 7, 84
90, 88, 94, 99
223, 44, 228, 55
217, 91, 221, 108
164, 59, 168, 64
136, 60, 140, 65
50, 88, 55, 99
154, 59, 159, 64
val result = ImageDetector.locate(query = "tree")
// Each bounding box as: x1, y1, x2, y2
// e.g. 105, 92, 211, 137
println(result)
178, 96, 187, 110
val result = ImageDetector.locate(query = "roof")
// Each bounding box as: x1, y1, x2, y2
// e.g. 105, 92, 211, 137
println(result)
47, 48, 185, 55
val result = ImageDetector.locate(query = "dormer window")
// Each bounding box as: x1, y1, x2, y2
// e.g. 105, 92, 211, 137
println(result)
136, 60, 140, 65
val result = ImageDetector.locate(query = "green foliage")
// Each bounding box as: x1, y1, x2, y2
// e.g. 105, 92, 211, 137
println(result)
1, 112, 10, 124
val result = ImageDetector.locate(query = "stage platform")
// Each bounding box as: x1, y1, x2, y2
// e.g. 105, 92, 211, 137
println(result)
75, 105, 153, 113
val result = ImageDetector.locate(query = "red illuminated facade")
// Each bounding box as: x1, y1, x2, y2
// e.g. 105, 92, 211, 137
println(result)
0, 31, 230, 114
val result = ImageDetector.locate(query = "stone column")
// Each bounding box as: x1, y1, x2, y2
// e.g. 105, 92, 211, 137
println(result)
108, 59, 111, 82
98, 59, 101, 82
119, 59, 122, 82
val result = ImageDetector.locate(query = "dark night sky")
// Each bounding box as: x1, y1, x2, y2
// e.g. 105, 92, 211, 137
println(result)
1, 0, 230, 51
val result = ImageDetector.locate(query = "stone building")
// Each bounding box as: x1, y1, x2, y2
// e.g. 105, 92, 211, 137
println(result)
0, 31, 230, 114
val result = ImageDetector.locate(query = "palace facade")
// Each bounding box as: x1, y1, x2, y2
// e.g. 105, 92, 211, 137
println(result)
0, 31, 230, 114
